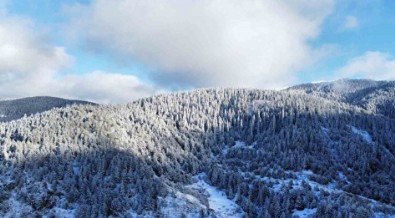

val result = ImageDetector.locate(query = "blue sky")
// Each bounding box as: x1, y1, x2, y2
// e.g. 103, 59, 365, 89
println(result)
1, 0, 394, 103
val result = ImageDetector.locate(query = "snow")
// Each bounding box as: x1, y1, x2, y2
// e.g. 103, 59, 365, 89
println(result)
292, 208, 317, 218
375, 212, 395, 218
175, 191, 206, 209
233, 141, 255, 149
234, 141, 246, 148
350, 126, 373, 143
0, 114, 6, 118
338, 171, 351, 184
256, 170, 340, 195
72, 160, 80, 176
2, 192, 33, 218
321, 126, 330, 135
48, 208, 76, 218
222, 141, 255, 155
159, 192, 203, 218
222, 147, 229, 155
126, 209, 155, 218
187, 173, 244, 218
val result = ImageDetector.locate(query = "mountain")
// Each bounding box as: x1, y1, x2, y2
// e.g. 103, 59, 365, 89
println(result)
0, 96, 95, 122
0, 81, 395, 217
288, 79, 395, 118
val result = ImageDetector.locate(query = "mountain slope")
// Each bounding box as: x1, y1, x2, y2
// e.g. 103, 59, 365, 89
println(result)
0, 96, 95, 122
288, 79, 395, 118
0, 85, 395, 217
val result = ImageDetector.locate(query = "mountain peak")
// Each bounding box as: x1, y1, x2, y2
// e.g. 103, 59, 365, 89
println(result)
0, 96, 95, 122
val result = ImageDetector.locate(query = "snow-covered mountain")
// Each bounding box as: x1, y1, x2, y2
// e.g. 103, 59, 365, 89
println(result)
0, 96, 94, 122
288, 79, 395, 118
0, 80, 395, 217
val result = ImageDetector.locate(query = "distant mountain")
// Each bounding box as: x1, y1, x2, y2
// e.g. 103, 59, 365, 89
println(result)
0, 81, 394, 217
288, 79, 395, 118
0, 96, 95, 122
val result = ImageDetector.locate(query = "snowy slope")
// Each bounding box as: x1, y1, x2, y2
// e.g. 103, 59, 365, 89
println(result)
0, 96, 94, 122
186, 173, 244, 218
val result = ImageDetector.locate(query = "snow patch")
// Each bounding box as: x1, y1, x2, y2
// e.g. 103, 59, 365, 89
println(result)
234, 141, 255, 149
49, 208, 76, 218
256, 170, 340, 195
321, 126, 330, 135
2, 192, 33, 218
0, 114, 6, 118
222, 141, 255, 155
338, 171, 351, 184
292, 208, 317, 218
375, 212, 395, 218
350, 126, 372, 143
72, 160, 80, 176
187, 173, 244, 218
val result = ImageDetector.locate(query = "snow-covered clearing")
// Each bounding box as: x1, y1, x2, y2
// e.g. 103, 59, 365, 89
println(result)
233, 141, 255, 149
321, 126, 330, 135
222, 141, 255, 155
292, 208, 317, 218
47, 208, 76, 218
2, 192, 33, 218
375, 212, 395, 218
187, 173, 244, 218
158, 191, 203, 218
338, 171, 351, 184
72, 160, 80, 176
350, 126, 372, 143
254, 170, 340, 194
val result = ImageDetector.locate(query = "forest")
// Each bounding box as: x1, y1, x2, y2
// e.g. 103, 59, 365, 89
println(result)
0, 79, 395, 217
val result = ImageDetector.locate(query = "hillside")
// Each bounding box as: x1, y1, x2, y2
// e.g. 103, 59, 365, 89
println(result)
288, 79, 395, 118
0, 83, 395, 217
0, 96, 94, 122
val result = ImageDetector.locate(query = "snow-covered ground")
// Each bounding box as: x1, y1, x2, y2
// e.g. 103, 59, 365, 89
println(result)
158, 191, 202, 217
2, 192, 33, 218
254, 170, 340, 195
222, 141, 255, 155
72, 160, 80, 176
292, 208, 317, 218
158, 173, 244, 217
47, 208, 76, 218
321, 126, 330, 135
338, 171, 351, 184
233, 141, 255, 149
186, 173, 244, 218
350, 126, 373, 143
375, 212, 395, 218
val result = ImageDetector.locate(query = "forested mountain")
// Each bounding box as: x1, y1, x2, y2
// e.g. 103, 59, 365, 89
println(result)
0, 96, 94, 122
1, 80, 395, 217
289, 79, 395, 118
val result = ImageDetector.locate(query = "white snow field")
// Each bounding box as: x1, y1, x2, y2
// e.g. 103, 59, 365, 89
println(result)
350, 126, 373, 144
187, 173, 245, 218
292, 208, 317, 218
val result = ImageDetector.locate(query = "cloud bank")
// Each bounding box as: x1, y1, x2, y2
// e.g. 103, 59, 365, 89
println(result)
0, 9, 156, 104
70, 0, 335, 89
336, 51, 395, 81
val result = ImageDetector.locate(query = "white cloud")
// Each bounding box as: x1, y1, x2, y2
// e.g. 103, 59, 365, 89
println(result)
0, 13, 72, 95
0, 10, 156, 104
343, 16, 359, 30
336, 51, 395, 80
69, 0, 335, 89
56, 71, 158, 104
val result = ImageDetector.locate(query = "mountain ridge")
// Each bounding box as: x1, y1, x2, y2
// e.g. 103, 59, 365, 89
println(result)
0, 80, 394, 217
0, 96, 95, 122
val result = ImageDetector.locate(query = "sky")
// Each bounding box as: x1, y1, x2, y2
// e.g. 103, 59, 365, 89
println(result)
0, 0, 394, 104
